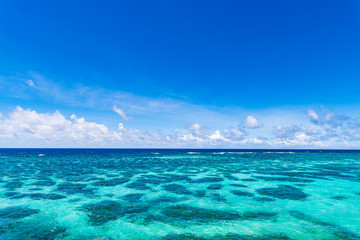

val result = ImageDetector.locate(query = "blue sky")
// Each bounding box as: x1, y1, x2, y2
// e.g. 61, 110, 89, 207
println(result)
0, 1, 360, 148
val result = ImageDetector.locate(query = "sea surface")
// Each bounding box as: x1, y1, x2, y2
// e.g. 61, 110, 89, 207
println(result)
0, 149, 360, 240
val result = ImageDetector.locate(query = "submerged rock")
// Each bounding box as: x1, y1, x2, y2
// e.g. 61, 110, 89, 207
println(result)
231, 190, 254, 197
256, 185, 308, 200
9, 193, 66, 200
289, 210, 360, 240
255, 176, 314, 183
229, 183, 247, 188
31, 179, 56, 186
125, 181, 152, 190
161, 205, 241, 222
162, 233, 291, 240
240, 211, 277, 221
207, 184, 223, 190
0, 206, 40, 219
211, 193, 227, 202
3, 181, 23, 189
191, 177, 224, 183
241, 178, 258, 182
56, 182, 97, 197
163, 184, 192, 195
92, 177, 130, 186
253, 197, 275, 202
148, 196, 183, 205
162, 233, 206, 240
122, 193, 144, 202
79, 200, 149, 226
0, 220, 67, 239
223, 173, 239, 181
331, 195, 347, 200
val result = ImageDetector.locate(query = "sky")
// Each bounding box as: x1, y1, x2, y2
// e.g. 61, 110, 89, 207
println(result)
0, 0, 360, 148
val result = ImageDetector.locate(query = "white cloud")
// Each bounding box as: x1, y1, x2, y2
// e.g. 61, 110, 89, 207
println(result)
0, 106, 121, 144
113, 105, 129, 121
307, 109, 321, 124
0, 107, 268, 148
307, 109, 348, 127
272, 125, 302, 139
186, 123, 207, 137
240, 138, 263, 144
244, 115, 262, 128
2, 106, 360, 148
223, 128, 246, 140
209, 130, 228, 141
27, 80, 36, 87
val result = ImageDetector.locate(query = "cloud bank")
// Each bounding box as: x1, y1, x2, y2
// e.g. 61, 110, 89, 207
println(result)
1, 106, 360, 148
1, 73, 360, 148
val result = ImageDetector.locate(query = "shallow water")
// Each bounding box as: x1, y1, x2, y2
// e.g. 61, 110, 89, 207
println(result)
0, 149, 360, 240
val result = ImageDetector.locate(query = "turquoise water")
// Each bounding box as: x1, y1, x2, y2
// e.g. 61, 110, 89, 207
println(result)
1, 149, 360, 240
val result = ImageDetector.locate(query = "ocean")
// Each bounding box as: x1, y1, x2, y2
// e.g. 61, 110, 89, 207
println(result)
0, 149, 359, 240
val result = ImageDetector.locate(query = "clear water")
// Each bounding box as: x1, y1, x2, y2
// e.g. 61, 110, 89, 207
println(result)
1, 149, 360, 240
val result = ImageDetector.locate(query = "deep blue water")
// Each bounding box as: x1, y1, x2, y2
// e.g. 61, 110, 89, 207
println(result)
0, 149, 360, 240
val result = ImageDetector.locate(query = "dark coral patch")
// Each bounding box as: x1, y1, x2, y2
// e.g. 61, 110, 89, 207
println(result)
211, 193, 226, 202
162, 233, 206, 240
288, 210, 360, 239
256, 185, 308, 200
56, 182, 96, 197
223, 173, 239, 181
253, 197, 275, 202
161, 205, 241, 222
207, 184, 223, 190
163, 233, 292, 240
212, 234, 291, 240
3, 191, 20, 198
0, 206, 40, 219
29, 193, 67, 200
31, 179, 56, 186
125, 181, 152, 190
79, 200, 125, 226
191, 177, 224, 183
331, 195, 347, 200
0, 220, 67, 239
149, 196, 182, 205
231, 190, 254, 197
240, 211, 277, 221
241, 178, 258, 182
163, 184, 192, 195
56, 182, 87, 194
229, 183, 247, 188
255, 176, 314, 183
79, 200, 148, 226
3, 181, 23, 189
122, 193, 144, 202
9, 193, 66, 200
193, 190, 206, 197
92, 177, 130, 187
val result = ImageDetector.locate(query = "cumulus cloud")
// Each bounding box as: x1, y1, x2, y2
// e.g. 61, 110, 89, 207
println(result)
113, 106, 129, 121
272, 125, 303, 139
308, 109, 321, 124
2, 106, 360, 148
27, 80, 36, 87
0, 107, 272, 148
0, 106, 121, 144
244, 115, 262, 128
209, 130, 228, 141
307, 109, 348, 127
223, 128, 246, 140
